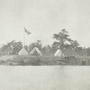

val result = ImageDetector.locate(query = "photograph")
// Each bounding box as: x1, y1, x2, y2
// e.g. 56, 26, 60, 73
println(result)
0, 0, 90, 90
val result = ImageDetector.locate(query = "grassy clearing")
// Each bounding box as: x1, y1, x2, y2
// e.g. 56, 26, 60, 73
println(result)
0, 55, 90, 65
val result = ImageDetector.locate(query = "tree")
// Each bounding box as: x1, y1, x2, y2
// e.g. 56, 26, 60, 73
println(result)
0, 40, 23, 55
70, 40, 79, 49
75, 47, 83, 56
53, 29, 73, 52
29, 40, 43, 51
11, 41, 23, 54
42, 45, 52, 56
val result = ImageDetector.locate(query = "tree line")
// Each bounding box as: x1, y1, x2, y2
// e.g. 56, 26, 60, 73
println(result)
0, 29, 90, 56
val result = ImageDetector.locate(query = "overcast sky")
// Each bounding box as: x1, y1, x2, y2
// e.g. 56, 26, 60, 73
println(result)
0, 0, 90, 47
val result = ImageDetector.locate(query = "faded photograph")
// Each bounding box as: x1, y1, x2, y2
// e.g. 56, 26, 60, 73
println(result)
0, 0, 90, 90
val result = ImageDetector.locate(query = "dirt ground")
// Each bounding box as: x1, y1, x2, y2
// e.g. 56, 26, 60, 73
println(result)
0, 66, 89, 90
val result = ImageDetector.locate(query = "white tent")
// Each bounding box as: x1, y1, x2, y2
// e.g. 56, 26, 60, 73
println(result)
30, 47, 42, 56
54, 49, 64, 57
18, 48, 28, 55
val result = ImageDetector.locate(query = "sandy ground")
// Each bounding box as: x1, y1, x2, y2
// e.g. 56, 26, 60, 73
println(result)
0, 66, 89, 90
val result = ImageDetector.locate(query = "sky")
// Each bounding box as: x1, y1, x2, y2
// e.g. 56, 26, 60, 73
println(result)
0, 0, 90, 47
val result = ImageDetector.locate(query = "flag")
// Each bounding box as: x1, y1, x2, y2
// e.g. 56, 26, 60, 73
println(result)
24, 28, 31, 35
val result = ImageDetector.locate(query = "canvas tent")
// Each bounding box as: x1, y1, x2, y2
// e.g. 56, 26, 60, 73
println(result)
18, 48, 28, 55
54, 49, 64, 57
30, 47, 42, 56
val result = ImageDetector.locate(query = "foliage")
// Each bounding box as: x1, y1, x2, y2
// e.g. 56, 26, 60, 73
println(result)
52, 29, 81, 57
53, 29, 73, 51
0, 40, 23, 55
0, 30, 90, 57
42, 45, 53, 56
29, 40, 43, 51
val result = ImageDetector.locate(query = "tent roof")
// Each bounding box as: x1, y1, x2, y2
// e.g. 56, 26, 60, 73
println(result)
18, 48, 28, 55
54, 49, 64, 57
30, 47, 42, 56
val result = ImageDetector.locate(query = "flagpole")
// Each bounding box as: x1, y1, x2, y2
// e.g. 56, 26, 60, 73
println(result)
23, 27, 31, 48
23, 29, 25, 48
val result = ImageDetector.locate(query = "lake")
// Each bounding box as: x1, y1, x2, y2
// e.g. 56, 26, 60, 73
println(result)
0, 66, 90, 90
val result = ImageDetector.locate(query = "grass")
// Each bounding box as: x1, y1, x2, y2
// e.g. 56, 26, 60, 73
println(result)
5, 56, 64, 65
0, 55, 89, 66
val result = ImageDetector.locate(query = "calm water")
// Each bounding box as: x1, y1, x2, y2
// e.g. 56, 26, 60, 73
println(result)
0, 66, 90, 90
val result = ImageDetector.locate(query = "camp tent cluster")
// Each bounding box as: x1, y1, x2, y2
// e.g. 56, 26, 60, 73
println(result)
19, 28, 64, 57
18, 47, 64, 57
18, 47, 42, 56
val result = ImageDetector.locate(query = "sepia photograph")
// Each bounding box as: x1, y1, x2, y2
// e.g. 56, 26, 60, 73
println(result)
0, 0, 90, 90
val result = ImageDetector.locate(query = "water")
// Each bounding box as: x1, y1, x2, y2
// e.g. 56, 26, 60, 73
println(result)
0, 66, 90, 90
